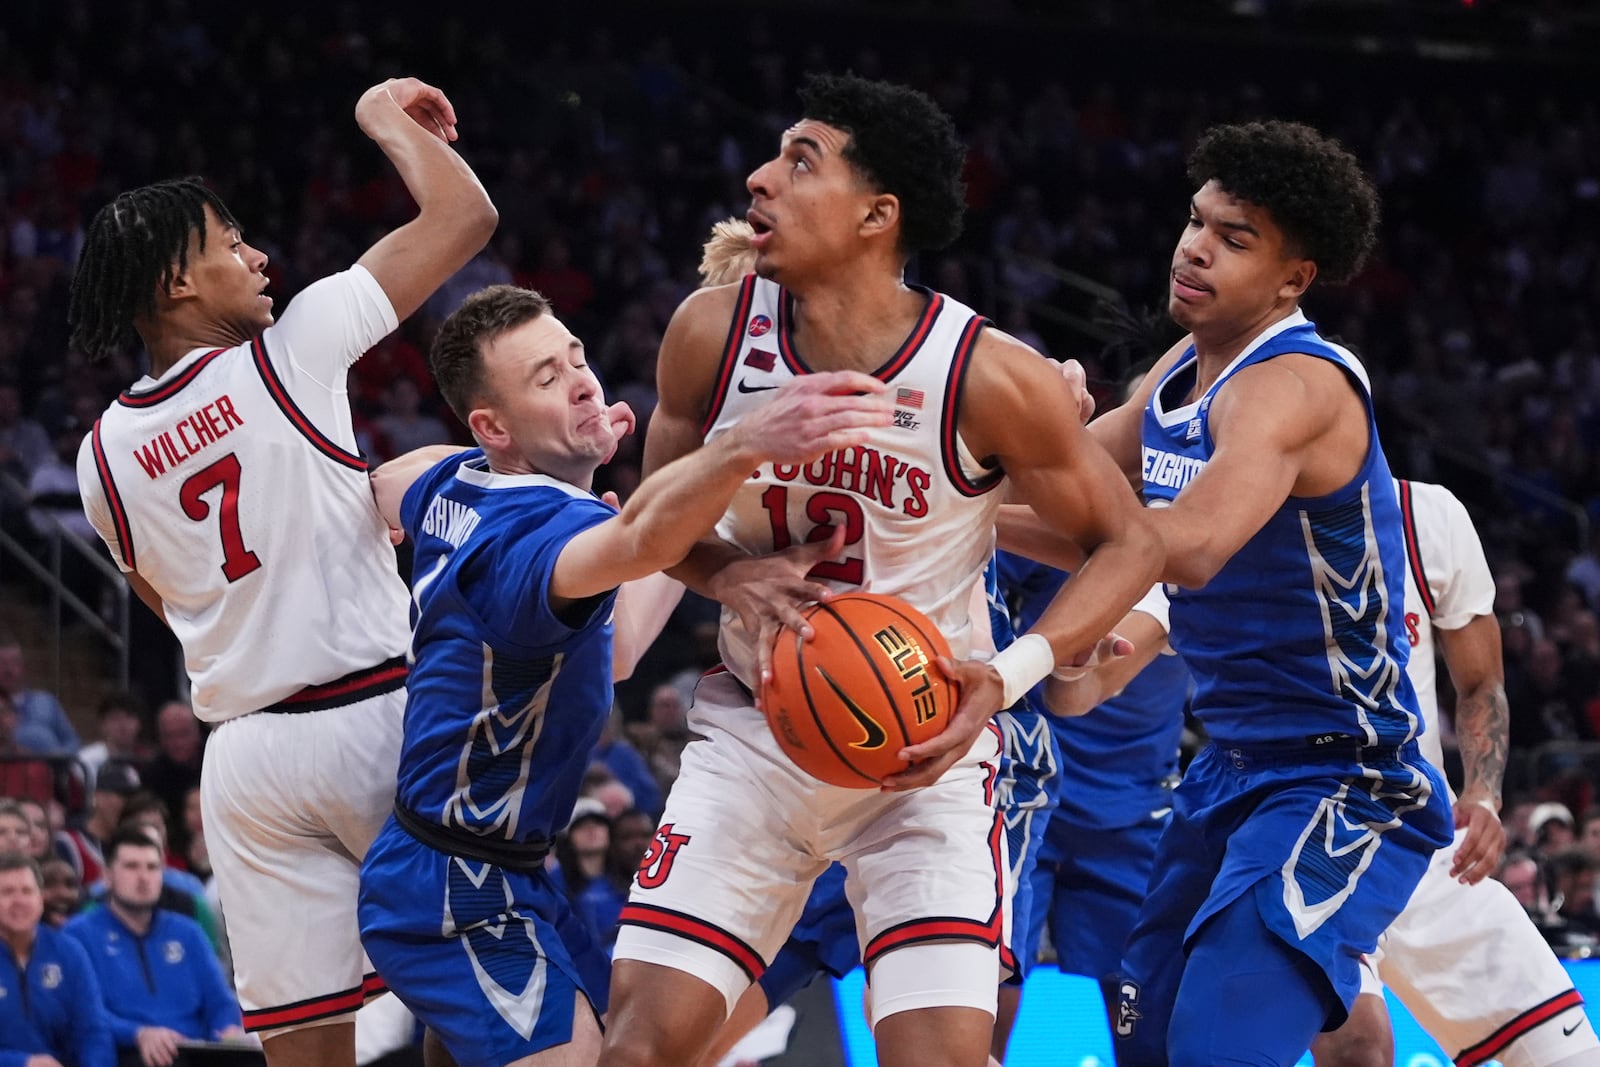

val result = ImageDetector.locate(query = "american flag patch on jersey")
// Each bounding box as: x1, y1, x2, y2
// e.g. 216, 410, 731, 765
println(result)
896, 387, 925, 409
744, 348, 777, 371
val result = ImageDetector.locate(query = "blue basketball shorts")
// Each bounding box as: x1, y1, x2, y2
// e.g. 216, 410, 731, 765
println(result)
358, 817, 610, 1067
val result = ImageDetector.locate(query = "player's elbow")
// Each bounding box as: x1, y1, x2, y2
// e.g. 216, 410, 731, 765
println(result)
1161, 547, 1224, 590
450, 194, 498, 250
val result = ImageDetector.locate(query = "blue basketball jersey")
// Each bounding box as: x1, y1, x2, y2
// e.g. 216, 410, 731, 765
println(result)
395, 450, 619, 846
1139, 312, 1420, 749
993, 551, 1188, 829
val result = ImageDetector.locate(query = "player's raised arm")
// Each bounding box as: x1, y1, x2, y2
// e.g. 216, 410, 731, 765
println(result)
552, 371, 893, 604
353, 77, 497, 323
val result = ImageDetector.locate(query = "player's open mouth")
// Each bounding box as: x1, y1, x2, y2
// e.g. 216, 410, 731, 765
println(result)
748, 209, 775, 249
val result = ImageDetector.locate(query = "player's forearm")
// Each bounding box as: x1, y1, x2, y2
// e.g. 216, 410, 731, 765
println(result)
996, 504, 1086, 571
612, 432, 764, 581
1026, 523, 1163, 666
1145, 506, 1232, 588
362, 99, 494, 229
371, 445, 467, 529
1455, 681, 1509, 807
663, 539, 746, 599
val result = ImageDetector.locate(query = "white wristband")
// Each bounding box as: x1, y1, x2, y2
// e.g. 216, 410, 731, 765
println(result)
992, 633, 1055, 709
1131, 583, 1171, 633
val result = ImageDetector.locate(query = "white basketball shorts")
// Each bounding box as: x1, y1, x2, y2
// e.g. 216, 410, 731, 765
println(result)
202, 674, 405, 1035
1365, 830, 1596, 1067
612, 670, 1010, 1018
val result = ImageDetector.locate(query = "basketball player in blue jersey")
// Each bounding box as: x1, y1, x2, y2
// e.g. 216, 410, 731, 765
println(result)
352, 283, 893, 1067
1106, 120, 1455, 1066
990, 551, 1187, 1045
1011, 121, 1455, 1064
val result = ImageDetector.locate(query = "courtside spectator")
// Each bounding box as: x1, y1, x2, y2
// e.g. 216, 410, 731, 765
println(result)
15, 800, 52, 863
39, 858, 84, 928
555, 799, 627, 951
0, 633, 77, 755
1582, 807, 1600, 860
1549, 848, 1600, 938
1531, 801, 1579, 856
0, 852, 114, 1067
66, 832, 244, 1067
56, 762, 141, 887
0, 379, 51, 483
78, 695, 150, 782
0, 802, 30, 855
115, 797, 220, 949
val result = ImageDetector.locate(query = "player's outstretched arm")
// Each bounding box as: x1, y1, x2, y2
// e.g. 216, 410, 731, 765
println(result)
1438, 613, 1509, 883
552, 372, 892, 604
1041, 590, 1171, 717
993, 337, 1192, 571
885, 334, 1163, 790
353, 77, 498, 323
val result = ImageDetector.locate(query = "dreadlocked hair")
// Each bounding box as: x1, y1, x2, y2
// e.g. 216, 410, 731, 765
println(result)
69, 178, 239, 359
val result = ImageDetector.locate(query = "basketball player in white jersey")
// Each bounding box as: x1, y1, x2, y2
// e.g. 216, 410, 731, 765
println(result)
69, 76, 495, 1067
599, 74, 1160, 1067
1311, 479, 1598, 1067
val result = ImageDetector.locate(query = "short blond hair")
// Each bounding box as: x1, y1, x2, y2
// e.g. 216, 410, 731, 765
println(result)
697, 218, 757, 288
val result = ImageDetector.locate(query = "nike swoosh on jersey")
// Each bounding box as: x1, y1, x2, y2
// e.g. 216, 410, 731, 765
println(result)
736, 380, 778, 393
818, 666, 888, 750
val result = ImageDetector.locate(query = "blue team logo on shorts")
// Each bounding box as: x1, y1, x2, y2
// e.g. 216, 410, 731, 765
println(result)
1280, 771, 1432, 940
1115, 980, 1142, 1037
446, 859, 550, 1040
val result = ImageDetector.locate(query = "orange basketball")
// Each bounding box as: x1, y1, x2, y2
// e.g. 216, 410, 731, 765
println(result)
761, 593, 959, 788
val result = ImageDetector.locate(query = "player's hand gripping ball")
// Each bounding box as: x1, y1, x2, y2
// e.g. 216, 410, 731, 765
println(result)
761, 593, 959, 787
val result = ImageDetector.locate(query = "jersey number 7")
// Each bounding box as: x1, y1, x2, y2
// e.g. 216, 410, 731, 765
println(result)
180, 454, 262, 582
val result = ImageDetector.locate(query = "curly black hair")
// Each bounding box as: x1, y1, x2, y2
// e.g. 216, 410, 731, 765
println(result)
797, 73, 966, 256
1186, 121, 1380, 286
70, 178, 240, 359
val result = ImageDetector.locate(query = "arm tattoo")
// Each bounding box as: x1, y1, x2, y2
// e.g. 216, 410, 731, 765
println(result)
1457, 682, 1509, 802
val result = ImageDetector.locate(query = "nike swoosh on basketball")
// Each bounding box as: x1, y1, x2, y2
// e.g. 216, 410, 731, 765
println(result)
737, 380, 777, 393
817, 666, 888, 750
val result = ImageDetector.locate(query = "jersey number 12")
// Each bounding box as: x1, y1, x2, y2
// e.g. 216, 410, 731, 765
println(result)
760, 485, 864, 584
180, 454, 262, 582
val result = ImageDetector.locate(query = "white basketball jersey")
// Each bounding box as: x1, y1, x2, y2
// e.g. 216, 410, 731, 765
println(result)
704, 275, 1006, 689
1395, 478, 1496, 775
78, 267, 411, 722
